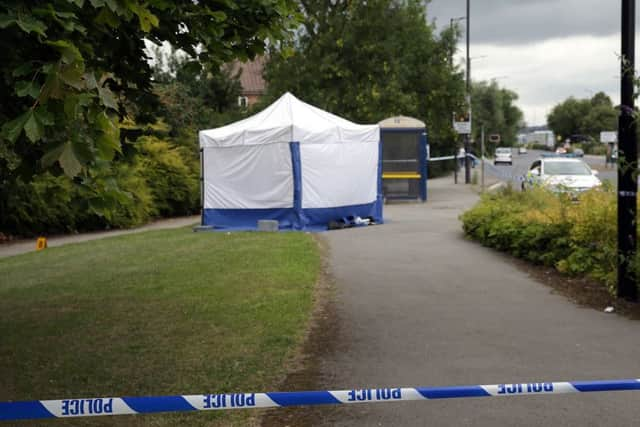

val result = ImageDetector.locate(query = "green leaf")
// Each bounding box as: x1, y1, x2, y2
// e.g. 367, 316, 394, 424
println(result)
67, 0, 86, 7
24, 112, 45, 142
94, 8, 119, 28
98, 85, 118, 110
41, 67, 64, 100
94, 112, 120, 160
95, 133, 120, 160
16, 15, 48, 36
64, 95, 81, 118
210, 11, 227, 22
46, 40, 83, 64
84, 72, 97, 90
60, 62, 85, 89
136, 8, 159, 32
12, 62, 34, 77
59, 141, 83, 176
41, 142, 67, 168
34, 107, 54, 126
0, 14, 16, 29
126, 2, 158, 31
15, 80, 41, 98
1, 110, 32, 143
71, 136, 94, 165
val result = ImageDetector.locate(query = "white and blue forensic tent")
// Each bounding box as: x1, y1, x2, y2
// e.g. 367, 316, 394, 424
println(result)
198, 92, 383, 230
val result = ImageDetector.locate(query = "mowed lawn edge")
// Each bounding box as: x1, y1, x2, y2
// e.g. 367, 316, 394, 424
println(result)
0, 228, 320, 426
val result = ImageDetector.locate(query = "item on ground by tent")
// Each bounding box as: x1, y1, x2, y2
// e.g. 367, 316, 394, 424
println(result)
327, 216, 375, 230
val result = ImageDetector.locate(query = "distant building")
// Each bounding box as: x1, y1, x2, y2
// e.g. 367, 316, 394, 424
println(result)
227, 56, 266, 108
517, 126, 555, 148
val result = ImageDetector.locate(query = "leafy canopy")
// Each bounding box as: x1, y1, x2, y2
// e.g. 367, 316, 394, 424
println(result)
547, 92, 618, 143
471, 80, 524, 151
0, 0, 298, 179
264, 0, 465, 154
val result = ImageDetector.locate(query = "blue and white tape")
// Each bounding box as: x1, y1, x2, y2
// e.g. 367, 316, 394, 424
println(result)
1, 379, 639, 421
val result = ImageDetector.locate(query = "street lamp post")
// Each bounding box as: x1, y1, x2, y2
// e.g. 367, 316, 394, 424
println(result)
618, 0, 638, 301
465, 0, 471, 184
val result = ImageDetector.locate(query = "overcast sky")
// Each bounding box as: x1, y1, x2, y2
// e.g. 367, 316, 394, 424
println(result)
427, 0, 632, 126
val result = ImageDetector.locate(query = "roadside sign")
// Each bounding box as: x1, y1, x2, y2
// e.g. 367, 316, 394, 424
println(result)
600, 131, 617, 143
453, 121, 471, 134
489, 134, 500, 143
452, 111, 471, 135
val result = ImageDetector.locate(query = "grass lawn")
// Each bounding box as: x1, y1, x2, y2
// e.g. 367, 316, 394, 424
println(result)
0, 228, 320, 426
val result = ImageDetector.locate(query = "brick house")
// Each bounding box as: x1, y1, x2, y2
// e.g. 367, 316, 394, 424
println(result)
228, 56, 266, 108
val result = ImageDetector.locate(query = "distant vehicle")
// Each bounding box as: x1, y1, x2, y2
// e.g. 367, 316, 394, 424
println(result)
555, 147, 567, 154
518, 147, 528, 155
573, 148, 584, 157
494, 147, 512, 165
522, 157, 601, 194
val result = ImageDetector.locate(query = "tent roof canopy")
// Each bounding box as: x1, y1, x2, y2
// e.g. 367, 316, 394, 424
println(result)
199, 92, 379, 148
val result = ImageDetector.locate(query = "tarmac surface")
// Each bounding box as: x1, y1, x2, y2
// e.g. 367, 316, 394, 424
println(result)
305, 177, 640, 426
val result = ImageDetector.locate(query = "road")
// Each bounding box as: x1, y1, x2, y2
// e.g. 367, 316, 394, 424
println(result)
295, 176, 640, 426
479, 150, 616, 188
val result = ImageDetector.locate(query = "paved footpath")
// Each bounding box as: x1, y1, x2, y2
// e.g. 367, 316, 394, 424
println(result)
0, 215, 200, 259
309, 177, 640, 426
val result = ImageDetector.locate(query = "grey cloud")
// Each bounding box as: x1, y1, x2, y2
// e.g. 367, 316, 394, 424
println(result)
428, 0, 625, 45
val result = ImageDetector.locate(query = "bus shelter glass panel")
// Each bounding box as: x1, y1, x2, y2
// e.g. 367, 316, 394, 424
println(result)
382, 131, 421, 199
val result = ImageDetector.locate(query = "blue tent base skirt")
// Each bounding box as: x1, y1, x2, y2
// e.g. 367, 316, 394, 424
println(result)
203, 201, 383, 231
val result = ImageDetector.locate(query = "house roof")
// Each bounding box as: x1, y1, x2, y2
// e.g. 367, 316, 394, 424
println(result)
228, 56, 266, 96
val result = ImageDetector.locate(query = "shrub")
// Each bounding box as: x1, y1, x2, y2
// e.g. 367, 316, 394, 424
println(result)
135, 136, 199, 217
0, 136, 199, 236
460, 186, 635, 295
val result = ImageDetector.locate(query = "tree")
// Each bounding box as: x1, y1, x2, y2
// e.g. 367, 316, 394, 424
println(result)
151, 49, 245, 141
471, 80, 524, 153
264, 0, 465, 156
0, 0, 298, 224
547, 92, 617, 143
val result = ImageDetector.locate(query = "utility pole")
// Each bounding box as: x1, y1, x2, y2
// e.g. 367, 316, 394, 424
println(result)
618, 0, 638, 301
464, 0, 471, 184
481, 125, 485, 192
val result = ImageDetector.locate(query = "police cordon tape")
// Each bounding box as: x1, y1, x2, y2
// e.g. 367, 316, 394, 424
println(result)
1, 379, 640, 421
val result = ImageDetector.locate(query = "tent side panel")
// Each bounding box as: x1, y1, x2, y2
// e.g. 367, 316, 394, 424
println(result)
203, 208, 297, 230
299, 142, 378, 209
203, 143, 294, 210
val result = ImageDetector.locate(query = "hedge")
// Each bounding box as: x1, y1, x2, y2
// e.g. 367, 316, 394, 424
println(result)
460, 185, 637, 295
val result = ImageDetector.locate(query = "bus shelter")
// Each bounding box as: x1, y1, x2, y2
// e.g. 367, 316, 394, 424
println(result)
379, 116, 428, 202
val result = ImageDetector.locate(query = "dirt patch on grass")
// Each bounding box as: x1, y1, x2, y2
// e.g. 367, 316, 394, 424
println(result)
259, 235, 340, 426
511, 257, 640, 320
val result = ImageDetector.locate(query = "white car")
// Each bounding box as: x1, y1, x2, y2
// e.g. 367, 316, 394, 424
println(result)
518, 147, 528, 155
494, 147, 512, 165
522, 157, 601, 194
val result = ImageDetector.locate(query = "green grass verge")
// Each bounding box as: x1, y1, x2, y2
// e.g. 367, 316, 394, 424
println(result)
0, 228, 320, 426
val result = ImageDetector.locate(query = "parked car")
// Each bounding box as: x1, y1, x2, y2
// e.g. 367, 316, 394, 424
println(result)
518, 146, 528, 155
573, 148, 584, 157
522, 157, 601, 194
494, 147, 513, 165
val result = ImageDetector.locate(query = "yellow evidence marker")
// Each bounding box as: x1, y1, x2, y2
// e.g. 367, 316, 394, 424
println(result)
35, 237, 47, 251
